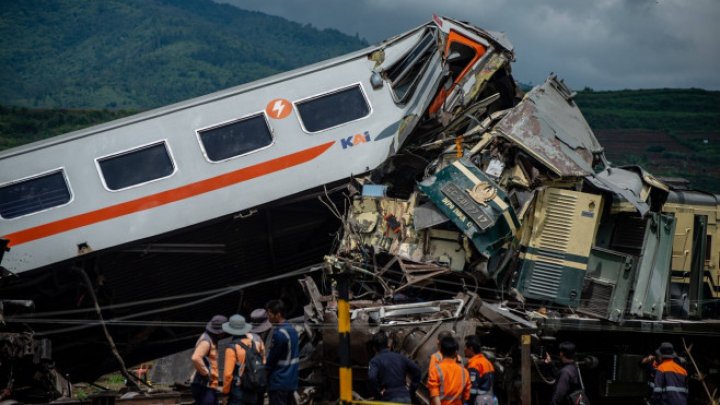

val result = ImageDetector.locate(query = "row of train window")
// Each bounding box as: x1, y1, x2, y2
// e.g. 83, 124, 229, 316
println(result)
0, 84, 371, 220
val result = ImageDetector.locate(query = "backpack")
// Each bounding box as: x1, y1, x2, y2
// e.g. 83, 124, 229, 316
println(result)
236, 339, 267, 392
567, 365, 591, 405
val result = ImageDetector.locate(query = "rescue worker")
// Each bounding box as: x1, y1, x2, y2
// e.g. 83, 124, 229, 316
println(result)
650, 342, 688, 405
548, 341, 582, 405
191, 314, 227, 405
249, 308, 271, 405
250, 308, 273, 347
265, 300, 299, 405
429, 330, 462, 370
367, 331, 421, 403
222, 314, 266, 405
427, 336, 470, 405
464, 335, 496, 405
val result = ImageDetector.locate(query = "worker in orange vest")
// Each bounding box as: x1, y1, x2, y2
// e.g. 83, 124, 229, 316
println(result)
464, 335, 496, 405
429, 330, 463, 370
190, 315, 227, 405
427, 336, 470, 405
650, 342, 688, 405
222, 314, 266, 405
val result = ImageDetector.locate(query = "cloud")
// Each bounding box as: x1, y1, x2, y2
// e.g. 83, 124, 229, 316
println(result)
217, 0, 720, 89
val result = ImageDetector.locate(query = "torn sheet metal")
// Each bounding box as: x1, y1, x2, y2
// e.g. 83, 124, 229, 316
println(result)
478, 302, 537, 336
413, 202, 450, 230
493, 75, 602, 177
467, 53, 510, 103
418, 158, 519, 257
395, 259, 454, 289
587, 166, 668, 216
588, 167, 648, 215
299, 276, 325, 322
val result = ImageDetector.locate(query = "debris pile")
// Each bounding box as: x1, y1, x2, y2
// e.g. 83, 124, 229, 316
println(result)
297, 74, 715, 401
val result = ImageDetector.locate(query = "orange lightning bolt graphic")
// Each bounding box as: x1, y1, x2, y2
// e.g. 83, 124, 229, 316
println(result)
265, 98, 292, 119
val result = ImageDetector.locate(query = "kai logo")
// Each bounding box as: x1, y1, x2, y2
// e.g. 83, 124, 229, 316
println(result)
341, 131, 371, 149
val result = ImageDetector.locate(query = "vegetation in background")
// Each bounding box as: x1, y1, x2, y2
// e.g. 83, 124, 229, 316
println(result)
575, 88, 720, 133
0, 0, 367, 110
0, 106, 136, 150
575, 88, 720, 192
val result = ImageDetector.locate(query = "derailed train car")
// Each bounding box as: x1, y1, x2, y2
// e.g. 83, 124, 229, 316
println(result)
0, 15, 518, 402
1, 15, 719, 405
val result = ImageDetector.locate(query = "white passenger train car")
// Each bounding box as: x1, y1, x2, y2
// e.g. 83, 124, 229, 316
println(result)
0, 16, 511, 274
0, 16, 515, 382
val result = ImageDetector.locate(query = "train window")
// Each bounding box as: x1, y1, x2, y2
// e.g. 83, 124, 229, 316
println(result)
296, 84, 371, 133
386, 29, 437, 103
0, 170, 71, 219
98, 142, 175, 191
198, 114, 273, 162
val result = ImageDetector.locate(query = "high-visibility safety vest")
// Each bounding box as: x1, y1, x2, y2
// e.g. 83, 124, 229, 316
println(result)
276, 328, 299, 366
429, 351, 463, 370
428, 357, 471, 405
467, 353, 495, 395
191, 332, 220, 388
651, 359, 688, 404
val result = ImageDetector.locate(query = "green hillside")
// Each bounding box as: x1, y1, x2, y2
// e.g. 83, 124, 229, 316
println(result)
0, 0, 367, 109
0, 105, 136, 150
575, 88, 720, 133
575, 88, 720, 192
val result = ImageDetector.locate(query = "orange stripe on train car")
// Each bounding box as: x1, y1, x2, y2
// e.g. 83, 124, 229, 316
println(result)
3, 141, 335, 247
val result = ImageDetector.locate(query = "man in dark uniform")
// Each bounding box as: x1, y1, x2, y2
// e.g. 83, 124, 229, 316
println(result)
367, 331, 421, 403
265, 300, 299, 405
548, 341, 582, 405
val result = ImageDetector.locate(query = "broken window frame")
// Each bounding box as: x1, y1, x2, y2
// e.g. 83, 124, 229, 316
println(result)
294, 83, 372, 133
96, 140, 177, 192
428, 30, 487, 115
0, 168, 73, 220
443, 30, 487, 83
385, 28, 439, 104
195, 112, 275, 163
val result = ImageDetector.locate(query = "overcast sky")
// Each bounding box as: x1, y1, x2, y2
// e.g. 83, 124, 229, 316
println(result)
217, 0, 720, 90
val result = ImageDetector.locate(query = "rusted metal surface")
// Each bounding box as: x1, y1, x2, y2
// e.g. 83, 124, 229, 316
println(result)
494, 75, 601, 177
